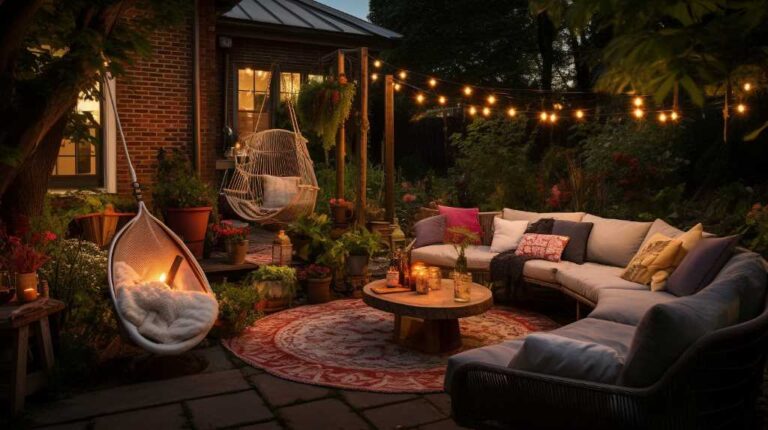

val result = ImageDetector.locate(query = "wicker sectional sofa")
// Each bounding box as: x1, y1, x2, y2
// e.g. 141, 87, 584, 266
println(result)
412, 208, 768, 429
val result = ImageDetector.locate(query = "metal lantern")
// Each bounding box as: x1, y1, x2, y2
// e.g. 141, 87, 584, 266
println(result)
272, 230, 293, 266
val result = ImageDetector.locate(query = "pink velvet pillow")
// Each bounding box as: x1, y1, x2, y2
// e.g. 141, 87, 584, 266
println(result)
515, 234, 570, 262
438, 205, 482, 244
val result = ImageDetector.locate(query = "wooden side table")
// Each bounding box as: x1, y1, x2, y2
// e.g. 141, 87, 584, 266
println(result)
0, 298, 65, 416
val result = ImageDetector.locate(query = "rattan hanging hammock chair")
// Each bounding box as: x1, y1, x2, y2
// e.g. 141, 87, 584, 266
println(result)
222, 97, 319, 224
104, 75, 218, 355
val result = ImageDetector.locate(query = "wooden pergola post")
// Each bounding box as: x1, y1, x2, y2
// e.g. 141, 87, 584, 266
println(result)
384, 74, 395, 223
357, 47, 369, 227
336, 50, 345, 200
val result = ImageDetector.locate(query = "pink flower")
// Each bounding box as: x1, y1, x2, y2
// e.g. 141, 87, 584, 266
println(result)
329, 198, 337, 205
44, 231, 57, 242
402, 193, 417, 203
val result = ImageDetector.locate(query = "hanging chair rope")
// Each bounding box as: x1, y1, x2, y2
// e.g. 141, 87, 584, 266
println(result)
103, 74, 142, 201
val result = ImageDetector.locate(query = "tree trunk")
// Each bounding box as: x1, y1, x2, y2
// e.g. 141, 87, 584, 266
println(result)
568, 31, 592, 91
536, 12, 555, 91
0, 113, 70, 232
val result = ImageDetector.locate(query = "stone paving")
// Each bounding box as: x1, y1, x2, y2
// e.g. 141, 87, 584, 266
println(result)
17, 345, 469, 430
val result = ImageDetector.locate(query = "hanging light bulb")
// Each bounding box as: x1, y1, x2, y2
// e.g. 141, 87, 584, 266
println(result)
468, 106, 477, 116
549, 112, 557, 123
438, 96, 447, 105
658, 112, 668, 123
553, 103, 563, 111
463, 86, 473, 96
737, 103, 747, 114
371, 73, 378, 81
487, 95, 496, 105
670, 111, 679, 121
743, 83, 752, 92
633, 97, 644, 107
428, 78, 438, 88
373, 59, 382, 68
507, 107, 516, 117
482, 106, 491, 116
398, 70, 407, 80
574, 109, 585, 119
394, 83, 401, 91
633, 108, 645, 119
416, 93, 425, 104
539, 111, 549, 122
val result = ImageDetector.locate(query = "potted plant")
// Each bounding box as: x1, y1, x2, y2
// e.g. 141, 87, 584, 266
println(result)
296, 76, 357, 150
246, 265, 297, 313
0, 229, 56, 301
299, 264, 333, 304
152, 148, 216, 258
213, 222, 251, 264
339, 228, 381, 277
287, 213, 332, 261
329, 198, 354, 227
211, 279, 261, 338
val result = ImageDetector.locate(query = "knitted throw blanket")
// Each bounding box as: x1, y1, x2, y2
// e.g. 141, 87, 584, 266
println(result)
489, 218, 555, 287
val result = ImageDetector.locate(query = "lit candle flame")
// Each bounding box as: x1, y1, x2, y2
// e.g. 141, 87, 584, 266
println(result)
159, 273, 167, 283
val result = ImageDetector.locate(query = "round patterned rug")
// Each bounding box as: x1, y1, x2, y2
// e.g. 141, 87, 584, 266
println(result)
223, 299, 558, 393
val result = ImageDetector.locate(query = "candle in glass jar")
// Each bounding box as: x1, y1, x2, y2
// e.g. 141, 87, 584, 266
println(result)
22, 288, 38, 302
427, 267, 441, 290
415, 270, 429, 294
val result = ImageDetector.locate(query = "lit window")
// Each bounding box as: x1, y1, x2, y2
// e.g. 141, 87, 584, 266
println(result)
51, 84, 103, 188
237, 68, 271, 136
280, 72, 301, 102
307, 74, 325, 84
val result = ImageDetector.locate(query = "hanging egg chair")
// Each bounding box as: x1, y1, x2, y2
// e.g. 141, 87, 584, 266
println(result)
104, 75, 218, 355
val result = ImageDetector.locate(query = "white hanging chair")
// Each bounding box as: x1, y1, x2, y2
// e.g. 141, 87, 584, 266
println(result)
222, 99, 319, 224
103, 75, 218, 355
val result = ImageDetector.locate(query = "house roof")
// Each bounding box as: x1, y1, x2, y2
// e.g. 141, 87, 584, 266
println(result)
220, 0, 402, 45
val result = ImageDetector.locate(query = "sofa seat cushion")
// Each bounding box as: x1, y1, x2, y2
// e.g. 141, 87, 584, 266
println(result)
522, 260, 566, 284
548, 317, 636, 358
509, 333, 624, 384
444, 339, 523, 391
590, 289, 677, 326
556, 263, 647, 303
411, 244, 497, 270
583, 214, 652, 267
503, 208, 585, 223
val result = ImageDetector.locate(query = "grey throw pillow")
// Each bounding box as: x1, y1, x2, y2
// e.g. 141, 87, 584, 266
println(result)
413, 215, 446, 249
552, 220, 594, 264
666, 235, 739, 297
509, 333, 624, 384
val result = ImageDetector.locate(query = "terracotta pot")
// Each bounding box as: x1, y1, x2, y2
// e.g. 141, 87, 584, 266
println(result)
16, 273, 39, 302
254, 281, 292, 313
346, 255, 369, 277
228, 239, 249, 265
332, 205, 353, 225
165, 207, 212, 259
306, 277, 332, 304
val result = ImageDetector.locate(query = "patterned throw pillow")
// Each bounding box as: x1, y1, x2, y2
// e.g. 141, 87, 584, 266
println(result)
621, 233, 682, 287
514, 234, 570, 262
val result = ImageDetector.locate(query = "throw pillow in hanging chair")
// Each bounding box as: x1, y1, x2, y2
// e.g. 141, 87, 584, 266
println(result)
260, 175, 300, 209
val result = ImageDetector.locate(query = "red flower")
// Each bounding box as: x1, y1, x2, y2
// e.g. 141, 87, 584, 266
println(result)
402, 193, 417, 203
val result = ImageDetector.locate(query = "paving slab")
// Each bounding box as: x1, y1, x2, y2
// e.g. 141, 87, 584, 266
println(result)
250, 373, 331, 407
195, 345, 236, 373
363, 398, 445, 430
92, 404, 187, 430
30, 369, 250, 425
418, 419, 470, 430
37, 422, 91, 430
187, 390, 273, 429
279, 398, 370, 430
240, 366, 264, 377
423, 393, 452, 416
238, 420, 285, 430
340, 391, 418, 409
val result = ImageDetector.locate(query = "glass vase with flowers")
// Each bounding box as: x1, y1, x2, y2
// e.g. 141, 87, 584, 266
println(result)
446, 226, 479, 303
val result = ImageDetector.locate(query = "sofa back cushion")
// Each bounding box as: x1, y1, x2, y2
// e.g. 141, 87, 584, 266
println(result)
552, 220, 594, 264
666, 235, 740, 297
642, 219, 684, 246
705, 251, 768, 321
503, 208, 585, 223
583, 214, 652, 267
489, 218, 529, 253
412, 215, 446, 249
509, 333, 624, 384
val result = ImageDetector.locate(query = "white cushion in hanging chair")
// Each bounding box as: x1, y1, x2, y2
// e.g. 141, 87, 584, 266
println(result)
260, 174, 300, 209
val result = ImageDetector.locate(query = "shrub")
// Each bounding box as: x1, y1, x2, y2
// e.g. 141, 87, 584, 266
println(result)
211, 280, 261, 337
152, 148, 216, 210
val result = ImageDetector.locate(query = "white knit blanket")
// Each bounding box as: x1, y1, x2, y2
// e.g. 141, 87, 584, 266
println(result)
114, 262, 218, 344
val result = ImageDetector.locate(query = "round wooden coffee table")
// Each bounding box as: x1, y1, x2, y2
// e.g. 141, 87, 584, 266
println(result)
362, 279, 493, 353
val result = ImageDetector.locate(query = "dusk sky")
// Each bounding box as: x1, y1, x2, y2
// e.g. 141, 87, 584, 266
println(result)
318, 0, 370, 20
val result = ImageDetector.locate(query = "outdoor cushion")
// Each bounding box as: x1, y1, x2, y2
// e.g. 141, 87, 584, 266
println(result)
515, 234, 570, 262
619, 275, 743, 387
552, 220, 594, 264
548, 317, 636, 358
489, 218, 529, 253
260, 175, 300, 208
666, 235, 739, 297
509, 333, 624, 384
641, 219, 684, 246
503, 208, 585, 223
590, 289, 677, 326
444, 339, 523, 391
412, 215, 446, 249
582, 214, 652, 267
703, 251, 768, 322
621, 233, 682, 286
556, 262, 647, 303
411, 244, 496, 270
522, 259, 566, 284
439, 205, 482, 244
648, 224, 704, 291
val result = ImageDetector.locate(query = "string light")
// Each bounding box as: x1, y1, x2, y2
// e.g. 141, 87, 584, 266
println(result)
633, 108, 645, 119
398, 70, 407, 80
574, 109, 585, 119
428, 78, 438, 88
507, 107, 516, 117
658, 112, 668, 123
549, 112, 557, 123
463, 86, 473, 96
438, 96, 447, 105
373, 59, 382, 68
743, 83, 752, 92
416, 93, 425, 104
670, 111, 679, 121
482, 106, 491, 117
371, 73, 378, 81
553, 103, 563, 111
633, 97, 644, 107
394, 83, 402, 91
468, 106, 478, 116
737, 103, 747, 114
539, 111, 548, 122
487, 95, 496, 105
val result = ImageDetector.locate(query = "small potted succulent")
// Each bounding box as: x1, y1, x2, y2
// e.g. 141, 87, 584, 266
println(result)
299, 264, 333, 304
339, 227, 381, 277
246, 265, 297, 313
213, 222, 251, 265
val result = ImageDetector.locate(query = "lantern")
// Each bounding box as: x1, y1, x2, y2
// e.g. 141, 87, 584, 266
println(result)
272, 230, 293, 266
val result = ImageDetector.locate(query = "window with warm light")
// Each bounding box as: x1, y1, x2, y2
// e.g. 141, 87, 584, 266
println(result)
280, 72, 301, 102
237, 68, 272, 137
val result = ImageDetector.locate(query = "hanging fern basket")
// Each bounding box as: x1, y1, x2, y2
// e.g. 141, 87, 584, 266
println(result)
297, 78, 357, 150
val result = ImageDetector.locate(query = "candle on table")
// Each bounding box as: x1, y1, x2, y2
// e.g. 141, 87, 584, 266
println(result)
22, 288, 38, 302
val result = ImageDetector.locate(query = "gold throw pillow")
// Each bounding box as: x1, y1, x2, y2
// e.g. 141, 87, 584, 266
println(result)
621, 233, 682, 286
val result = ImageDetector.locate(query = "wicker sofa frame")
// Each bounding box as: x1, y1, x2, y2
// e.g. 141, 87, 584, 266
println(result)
449, 291, 768, 430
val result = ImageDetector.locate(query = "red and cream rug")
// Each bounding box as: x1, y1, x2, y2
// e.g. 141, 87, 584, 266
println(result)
223, 299, 557, 393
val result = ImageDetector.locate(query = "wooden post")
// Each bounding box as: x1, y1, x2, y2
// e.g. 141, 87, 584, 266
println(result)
384, 74, 395, 223
336, 50, 346, 200
357, 47, 369, 227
